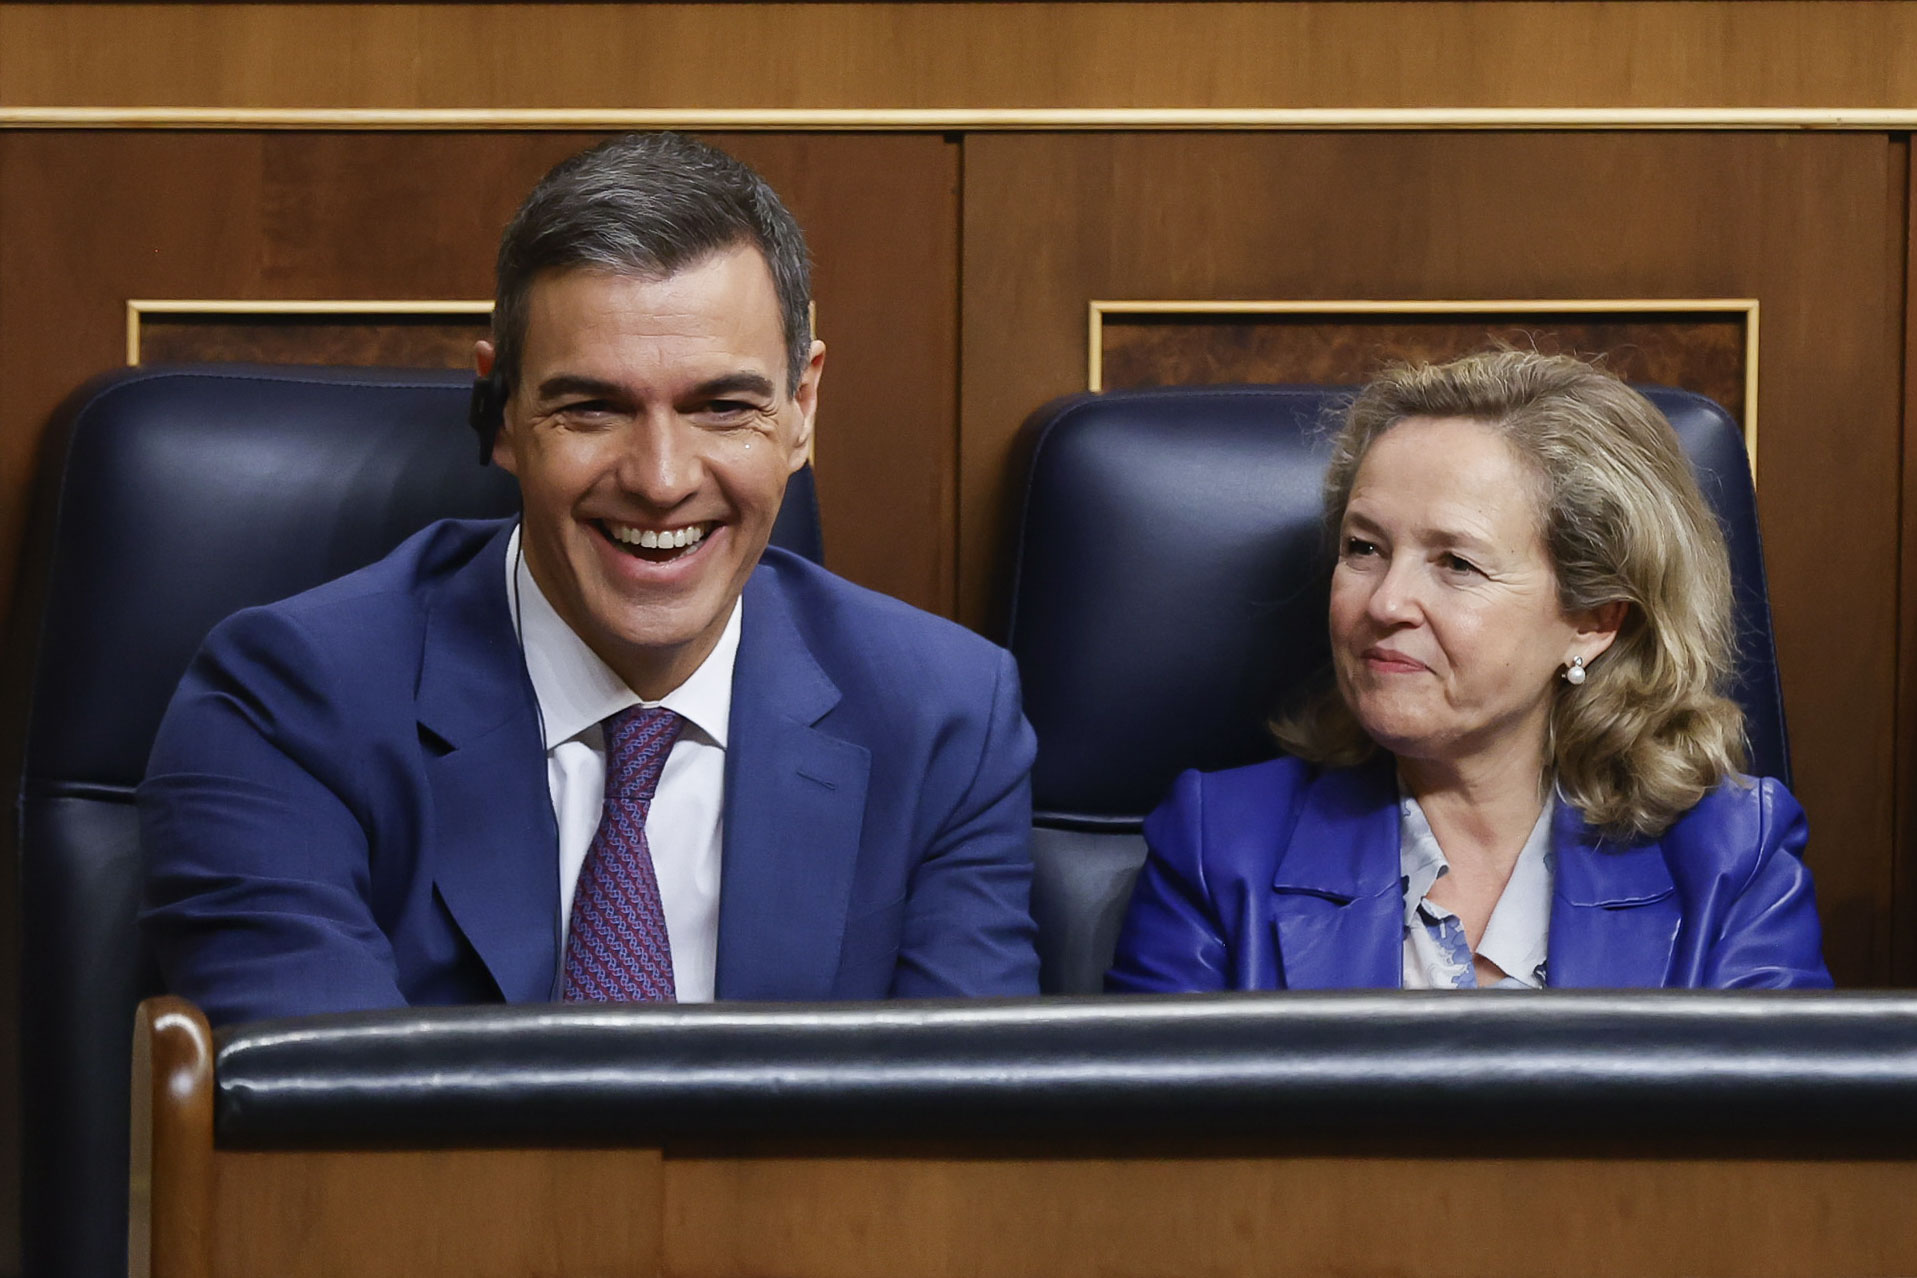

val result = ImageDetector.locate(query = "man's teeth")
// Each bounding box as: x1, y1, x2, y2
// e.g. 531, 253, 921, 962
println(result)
608, 523, 708, 550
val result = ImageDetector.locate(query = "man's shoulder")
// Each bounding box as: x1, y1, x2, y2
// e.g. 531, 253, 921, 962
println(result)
163, 517, 519, 775
750, 548, 1011, 682
221, 517, 511, 641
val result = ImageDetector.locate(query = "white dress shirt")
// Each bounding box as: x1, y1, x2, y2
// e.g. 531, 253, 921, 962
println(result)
507, 526, 734, 1002
1399, 786, 1555, 990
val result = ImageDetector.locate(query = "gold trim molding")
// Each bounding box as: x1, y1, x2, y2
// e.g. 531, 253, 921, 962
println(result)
126, 299, 493, 365
14, 106, 1917, 132
1089, 298, 1761, 476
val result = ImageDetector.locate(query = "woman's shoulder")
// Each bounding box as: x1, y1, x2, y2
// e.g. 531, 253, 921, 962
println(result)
1149, 754, 1389, 849
1158, 754, 1324, 814
1659, 774, 1808, 865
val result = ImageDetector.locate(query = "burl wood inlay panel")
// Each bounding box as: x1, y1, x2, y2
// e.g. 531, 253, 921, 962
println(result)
1098, 312, 1749, 426
137, 314, 488, 368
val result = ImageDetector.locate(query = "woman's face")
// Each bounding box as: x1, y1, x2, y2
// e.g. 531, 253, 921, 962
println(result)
1329, 415, 1592, 774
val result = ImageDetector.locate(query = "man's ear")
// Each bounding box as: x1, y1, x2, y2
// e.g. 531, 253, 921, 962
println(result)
787, 339, 825, 473
1572, 599, 1629, 665
472, 339, 518, 475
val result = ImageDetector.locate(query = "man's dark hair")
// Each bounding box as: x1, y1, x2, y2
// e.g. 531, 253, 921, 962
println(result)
491, 132, 813, 395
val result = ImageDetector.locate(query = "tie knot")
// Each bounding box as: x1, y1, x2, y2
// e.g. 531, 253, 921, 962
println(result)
603, 705, 682, 803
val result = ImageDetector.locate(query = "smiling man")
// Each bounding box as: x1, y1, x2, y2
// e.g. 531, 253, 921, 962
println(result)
139, 134, 1040, 1023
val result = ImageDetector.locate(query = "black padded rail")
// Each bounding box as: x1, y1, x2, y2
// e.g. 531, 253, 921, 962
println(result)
216, 993, 1917, 1151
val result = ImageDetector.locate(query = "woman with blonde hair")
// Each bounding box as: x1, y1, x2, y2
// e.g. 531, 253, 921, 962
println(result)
1108, 350, 1829, 991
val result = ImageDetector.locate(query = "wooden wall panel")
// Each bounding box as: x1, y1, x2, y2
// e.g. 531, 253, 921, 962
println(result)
961, 131, 1904, 985
12, 3, 1917, 113
0, 131, 270, 652
664, 1153, 1917, 1277
1899, 153, 1917, 986
212, 1148, 665, 1277
0, 131, 961, 639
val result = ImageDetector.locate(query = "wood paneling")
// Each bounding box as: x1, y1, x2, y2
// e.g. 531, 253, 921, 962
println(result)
0, 131, 962, 636
149, 1133, 1917, 1278
1898, 150, 1917, 986
664, 1154, 1917, 1277
211, 1148, 664, 1278
12, 3, 1917, 114
961, 131, 1904, 985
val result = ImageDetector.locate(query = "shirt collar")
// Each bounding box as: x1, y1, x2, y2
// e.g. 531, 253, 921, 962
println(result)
1475, 799, 1555, 988
507, 523, 738, 750
1397, 783, 1556, 989
1397, 790, 1449, 926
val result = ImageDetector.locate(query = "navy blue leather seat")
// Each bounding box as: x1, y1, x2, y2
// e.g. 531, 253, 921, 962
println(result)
8, 363, 823, 1278
1005, 384, 1787, 995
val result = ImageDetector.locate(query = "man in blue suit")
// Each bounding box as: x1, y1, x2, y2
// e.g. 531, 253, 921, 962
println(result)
139, 134, 1039, 1025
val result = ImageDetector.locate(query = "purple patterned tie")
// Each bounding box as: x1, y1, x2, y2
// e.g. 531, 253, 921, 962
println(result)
563, 706, 684, 1002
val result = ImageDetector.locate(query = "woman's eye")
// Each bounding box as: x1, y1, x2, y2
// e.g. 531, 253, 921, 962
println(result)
1342, 537, 1379, 559
1444, 553, 1480, 575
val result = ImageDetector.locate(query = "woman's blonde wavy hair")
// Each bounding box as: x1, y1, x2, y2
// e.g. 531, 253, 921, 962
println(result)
1272, 349, 1747, 839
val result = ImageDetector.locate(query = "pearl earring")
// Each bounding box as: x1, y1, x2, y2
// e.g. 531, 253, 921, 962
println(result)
1563, 656, 1587, 686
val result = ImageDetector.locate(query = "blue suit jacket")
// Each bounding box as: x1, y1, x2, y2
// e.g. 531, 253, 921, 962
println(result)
140, 519, 1039, 1025
1107, 757, 1831, 991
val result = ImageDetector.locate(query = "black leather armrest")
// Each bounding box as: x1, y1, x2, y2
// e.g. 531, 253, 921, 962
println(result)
214, 992, 1917, 1152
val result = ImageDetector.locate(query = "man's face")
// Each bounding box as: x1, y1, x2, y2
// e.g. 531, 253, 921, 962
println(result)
483, 246, 822, 698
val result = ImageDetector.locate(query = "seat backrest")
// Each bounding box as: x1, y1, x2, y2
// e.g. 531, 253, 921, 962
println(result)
8, 362, 823, 1278
1005, 384, 1786, 994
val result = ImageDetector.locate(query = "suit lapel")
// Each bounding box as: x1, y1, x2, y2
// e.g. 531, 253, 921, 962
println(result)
716, 565, 871, 1000
417, 524, 560, 1003
1269, 762, 1403, 989
1547, 801, 1679, 988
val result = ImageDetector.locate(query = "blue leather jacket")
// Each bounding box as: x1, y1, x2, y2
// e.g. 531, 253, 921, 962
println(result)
1108, 756, 1832, 991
